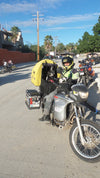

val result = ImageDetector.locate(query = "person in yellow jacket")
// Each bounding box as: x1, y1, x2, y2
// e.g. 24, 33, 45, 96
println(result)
60, 56, 79, 84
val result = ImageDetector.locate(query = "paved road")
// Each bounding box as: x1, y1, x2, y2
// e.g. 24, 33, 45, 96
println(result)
0, 63, 100, 178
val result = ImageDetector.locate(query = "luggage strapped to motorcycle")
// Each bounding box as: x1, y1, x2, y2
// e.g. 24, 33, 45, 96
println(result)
31, 59, 57, 86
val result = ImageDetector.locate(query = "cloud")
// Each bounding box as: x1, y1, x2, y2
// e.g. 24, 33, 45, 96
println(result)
94, 12, 100, 16
0, 2, 37, 13
11, 20, 33, 27
44, 13, 98, 26
39, 0, 64, 8
45, 25, 93, 31
0, 0, 63, 14
10, 12, 99, 28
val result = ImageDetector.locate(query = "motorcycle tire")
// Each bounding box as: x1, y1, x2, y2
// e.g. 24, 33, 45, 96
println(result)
69, 120, 100, 162
0, 68, 5, 74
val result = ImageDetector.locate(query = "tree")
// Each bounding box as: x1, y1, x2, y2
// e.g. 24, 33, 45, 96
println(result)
10, 26, 21, 44
77, 32, 92, 53
76, 16, 100, 53
30, 45, 37, 57
30, 45, 46, 60
56, 43, 65, 53
39, 45, 46, 59
92, 16, 100, 36
66, 43, 75, 52
21, 44, 32, 53
44, 35, 53, 53
93, 35, 100, 52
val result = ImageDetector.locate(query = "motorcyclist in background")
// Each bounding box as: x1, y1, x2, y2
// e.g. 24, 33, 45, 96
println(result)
8, 59, 13, 67
3, 59, 8, 70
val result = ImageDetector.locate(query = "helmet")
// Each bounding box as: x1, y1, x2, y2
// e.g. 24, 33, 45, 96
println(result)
62, 56, 74, 70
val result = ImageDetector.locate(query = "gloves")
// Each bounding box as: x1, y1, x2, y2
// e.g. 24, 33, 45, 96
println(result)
59, 77, 66, 83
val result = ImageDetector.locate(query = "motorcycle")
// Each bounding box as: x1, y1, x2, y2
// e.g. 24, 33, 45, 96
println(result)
30, 60, 100, 162
78, 60, 95, 86
40, 80, 100, 162
87, 52, 100, 65
0, 64, 16, 74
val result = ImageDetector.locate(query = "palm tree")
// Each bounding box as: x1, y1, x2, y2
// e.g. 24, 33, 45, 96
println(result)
10, 26, 20, 44
44, 35, 53, 53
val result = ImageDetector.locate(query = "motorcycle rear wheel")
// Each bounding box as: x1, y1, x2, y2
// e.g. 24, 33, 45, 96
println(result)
69, 120, 100, 162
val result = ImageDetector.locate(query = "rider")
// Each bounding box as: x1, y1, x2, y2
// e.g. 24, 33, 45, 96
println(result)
8, 59, 13, 67
60, 55, 79, 84
3, 59, 8, 69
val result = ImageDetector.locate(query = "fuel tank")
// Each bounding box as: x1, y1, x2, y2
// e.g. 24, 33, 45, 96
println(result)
53, 93, 72, 122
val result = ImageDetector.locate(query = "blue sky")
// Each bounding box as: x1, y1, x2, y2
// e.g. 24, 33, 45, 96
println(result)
0, 0, 100, 46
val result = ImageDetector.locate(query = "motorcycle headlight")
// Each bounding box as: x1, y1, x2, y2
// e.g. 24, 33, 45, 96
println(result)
79, 91, 89, 100
71, 84, 89, 102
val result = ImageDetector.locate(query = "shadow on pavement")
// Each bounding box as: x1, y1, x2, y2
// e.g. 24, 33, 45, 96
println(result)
0, 69, 31, 86
0, 62, 36, 86
86, 81, 100, 123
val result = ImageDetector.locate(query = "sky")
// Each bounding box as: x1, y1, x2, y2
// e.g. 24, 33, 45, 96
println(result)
0, 0, 100, 46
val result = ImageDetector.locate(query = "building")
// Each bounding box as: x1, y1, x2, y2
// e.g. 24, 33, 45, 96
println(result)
0, 29, 23, 50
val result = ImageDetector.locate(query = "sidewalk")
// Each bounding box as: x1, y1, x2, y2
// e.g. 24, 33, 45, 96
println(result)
0, 61, 36, 71
15, 61, 36, 69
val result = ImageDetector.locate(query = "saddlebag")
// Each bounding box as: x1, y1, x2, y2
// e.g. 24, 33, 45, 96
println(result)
25, 89, 41, 109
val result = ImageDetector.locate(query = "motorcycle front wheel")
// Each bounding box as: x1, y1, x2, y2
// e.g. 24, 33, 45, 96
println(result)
69, 120, 100, 162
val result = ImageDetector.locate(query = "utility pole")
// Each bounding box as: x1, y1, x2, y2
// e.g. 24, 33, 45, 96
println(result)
33, 11, 44, 61
54, 36, 58, 56
37, 11, 39, 61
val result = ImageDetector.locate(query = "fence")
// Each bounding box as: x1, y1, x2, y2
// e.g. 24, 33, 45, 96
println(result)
0, 49, 36, 66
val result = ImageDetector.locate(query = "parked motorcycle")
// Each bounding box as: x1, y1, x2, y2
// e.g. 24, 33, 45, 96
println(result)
39, 79, 100, 162
30, 60, 100, 162
0, 64, 16, 74
87, 52, 100, 65
78, 60, 95, 86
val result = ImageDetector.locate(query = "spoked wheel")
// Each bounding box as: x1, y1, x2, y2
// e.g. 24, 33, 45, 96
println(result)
69, 120, 100, 162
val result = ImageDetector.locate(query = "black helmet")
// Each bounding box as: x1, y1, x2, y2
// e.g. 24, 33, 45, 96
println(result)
62, 56, 74, 70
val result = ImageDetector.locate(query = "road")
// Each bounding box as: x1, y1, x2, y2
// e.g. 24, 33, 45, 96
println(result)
0, 64, 100, 178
